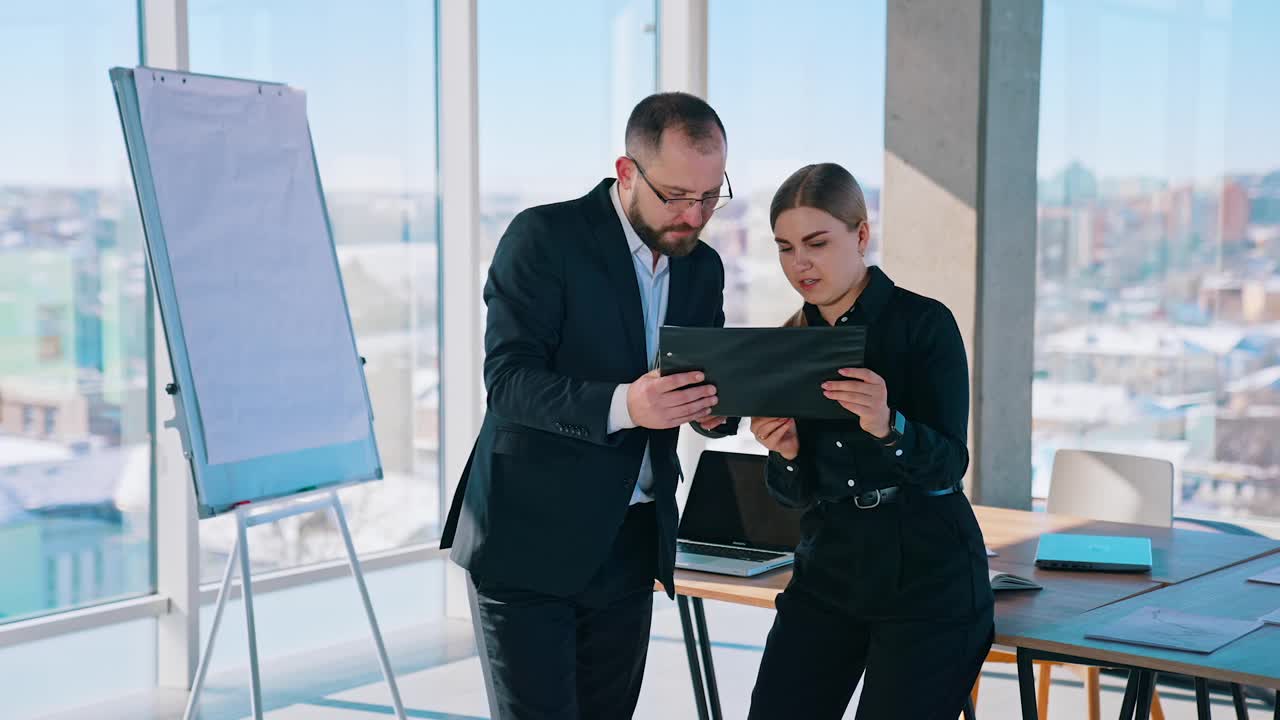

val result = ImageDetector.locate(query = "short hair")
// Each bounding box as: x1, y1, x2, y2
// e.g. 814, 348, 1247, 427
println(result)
624, 92, 727, 159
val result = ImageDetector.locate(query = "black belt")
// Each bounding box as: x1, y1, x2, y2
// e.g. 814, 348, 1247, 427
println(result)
830, 483, 960, 510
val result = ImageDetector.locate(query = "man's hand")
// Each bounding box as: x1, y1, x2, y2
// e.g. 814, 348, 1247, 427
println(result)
822, 367, 891, 438
627, 369, 718, 430
751, 417, 799, 460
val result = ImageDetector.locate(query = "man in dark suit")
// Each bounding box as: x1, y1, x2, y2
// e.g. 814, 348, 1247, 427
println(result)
440, 93, 738, 719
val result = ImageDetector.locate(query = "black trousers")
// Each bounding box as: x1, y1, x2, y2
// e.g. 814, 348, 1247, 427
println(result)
470, 502, 658, 720
748, 586, 993, 719
750, 492, 995, 720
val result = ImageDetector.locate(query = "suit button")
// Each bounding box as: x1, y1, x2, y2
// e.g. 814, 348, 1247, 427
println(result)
847, 479, 855, 487
835, 441, 843, 448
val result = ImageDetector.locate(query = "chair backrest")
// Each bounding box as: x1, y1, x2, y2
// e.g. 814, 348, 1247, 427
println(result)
1047, 449, 1174, 528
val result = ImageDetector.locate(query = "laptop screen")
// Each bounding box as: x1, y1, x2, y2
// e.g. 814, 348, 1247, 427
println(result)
678, 451, 805, 553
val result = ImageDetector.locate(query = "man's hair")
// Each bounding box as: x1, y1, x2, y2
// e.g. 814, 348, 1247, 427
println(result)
624, 92, 727, 159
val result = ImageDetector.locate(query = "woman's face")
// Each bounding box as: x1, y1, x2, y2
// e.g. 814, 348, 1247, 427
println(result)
773, 206, 870, 309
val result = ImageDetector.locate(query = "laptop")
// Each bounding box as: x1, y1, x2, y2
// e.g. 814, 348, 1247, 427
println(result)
675, 451, 804, 577
1034, 533, 1153, 573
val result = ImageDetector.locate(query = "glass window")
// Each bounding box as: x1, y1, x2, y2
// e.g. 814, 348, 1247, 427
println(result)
477, 0, 657, 362
1036, 0, 1280, 531
188, 0, 440, 581
703, 0, 887, 454
0, 1, 152, 623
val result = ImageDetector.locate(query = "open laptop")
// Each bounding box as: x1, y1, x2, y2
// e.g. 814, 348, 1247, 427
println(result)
675, 451, 804, 577
1034, 533, 1154, 573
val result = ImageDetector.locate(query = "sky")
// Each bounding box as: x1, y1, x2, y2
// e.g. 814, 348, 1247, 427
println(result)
0, 0, 1278, 194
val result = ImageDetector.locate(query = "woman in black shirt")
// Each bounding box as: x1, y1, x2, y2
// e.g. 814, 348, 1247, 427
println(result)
747, 163, 994, 720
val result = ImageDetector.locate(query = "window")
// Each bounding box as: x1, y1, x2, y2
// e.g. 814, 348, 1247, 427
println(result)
477, 0, 658, 356
36, 305, 65, 361
189, 0, 441, 581
703, 0, 887, 454
0, 1, 152, 623
1035, 0, 1280, 531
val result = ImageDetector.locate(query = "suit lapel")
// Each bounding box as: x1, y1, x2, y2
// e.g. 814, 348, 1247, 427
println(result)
584, 179, 647, 371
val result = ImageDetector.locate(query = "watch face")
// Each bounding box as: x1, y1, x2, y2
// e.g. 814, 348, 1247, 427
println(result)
893, 411, 906, 434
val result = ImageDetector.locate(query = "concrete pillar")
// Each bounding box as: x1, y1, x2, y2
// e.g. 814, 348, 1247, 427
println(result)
883, 0, 1042, 508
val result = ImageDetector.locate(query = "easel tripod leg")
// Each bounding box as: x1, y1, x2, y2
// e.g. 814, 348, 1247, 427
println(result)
331, 492, 407, 720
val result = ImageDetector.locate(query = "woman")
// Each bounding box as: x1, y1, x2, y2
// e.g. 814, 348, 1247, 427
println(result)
747, 163, 993, 719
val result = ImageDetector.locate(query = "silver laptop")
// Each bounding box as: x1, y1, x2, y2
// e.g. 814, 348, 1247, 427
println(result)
1034, 533, 1153, 573
675, 451, 803, 577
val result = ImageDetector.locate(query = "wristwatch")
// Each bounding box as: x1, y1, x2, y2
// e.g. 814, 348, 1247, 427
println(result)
878, 409, 906, 446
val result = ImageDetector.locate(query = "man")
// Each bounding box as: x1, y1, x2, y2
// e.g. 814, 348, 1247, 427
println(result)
440, 93, 738, 719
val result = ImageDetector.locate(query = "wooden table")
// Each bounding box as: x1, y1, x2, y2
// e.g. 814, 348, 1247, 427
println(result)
978, 505, 1280, 585
1013, 554, 1280, 720
661, 505, 1280, 720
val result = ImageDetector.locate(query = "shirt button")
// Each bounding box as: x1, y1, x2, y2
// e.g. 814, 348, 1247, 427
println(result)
835, 441, 843, 448
895, 449, 904, 457
847, 479, 855, 487
786, 465, 794, 472
840, 317, 848, 323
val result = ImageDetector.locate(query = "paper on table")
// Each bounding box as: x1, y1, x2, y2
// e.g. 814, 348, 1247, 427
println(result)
989, 568, 1040, 591
986, 547, 998, 557
136, 71, 369, 465
1247, 564, 1280, 586
1261, 608, 1280, 626
1085, 606, 1264, 654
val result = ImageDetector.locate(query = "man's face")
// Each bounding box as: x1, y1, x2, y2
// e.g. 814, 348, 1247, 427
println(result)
620, 128, 728, 257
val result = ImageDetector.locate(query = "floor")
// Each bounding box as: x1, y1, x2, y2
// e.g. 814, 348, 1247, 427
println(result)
34, 596, 1277, 719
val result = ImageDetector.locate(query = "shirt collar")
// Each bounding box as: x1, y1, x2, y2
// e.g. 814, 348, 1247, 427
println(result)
610, 181, 647, 258
803, 265, 895, 326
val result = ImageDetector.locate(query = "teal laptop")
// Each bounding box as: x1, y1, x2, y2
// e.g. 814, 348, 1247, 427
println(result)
1034, 533, 1153, 573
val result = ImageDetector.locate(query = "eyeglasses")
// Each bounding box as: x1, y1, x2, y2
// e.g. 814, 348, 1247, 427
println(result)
627, 155, 733, 214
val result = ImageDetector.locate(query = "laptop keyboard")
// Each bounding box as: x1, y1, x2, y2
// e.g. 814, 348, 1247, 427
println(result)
677, 541, 785, 562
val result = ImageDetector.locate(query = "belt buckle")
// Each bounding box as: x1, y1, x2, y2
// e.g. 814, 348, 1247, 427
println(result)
853, 488, 881, 510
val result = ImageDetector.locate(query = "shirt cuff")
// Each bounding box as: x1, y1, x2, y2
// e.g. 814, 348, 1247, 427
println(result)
607, 383, 637, 434
768, 451, 800, 474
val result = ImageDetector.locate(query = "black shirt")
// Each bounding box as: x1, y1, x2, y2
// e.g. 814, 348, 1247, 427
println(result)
765, 266, 970, 508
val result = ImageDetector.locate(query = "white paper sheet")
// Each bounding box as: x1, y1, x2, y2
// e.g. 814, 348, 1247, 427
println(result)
136, 70, 369, 465
1247, 564, 1280, 586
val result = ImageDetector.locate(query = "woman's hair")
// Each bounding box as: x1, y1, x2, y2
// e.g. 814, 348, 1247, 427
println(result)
770, 163, 869, 327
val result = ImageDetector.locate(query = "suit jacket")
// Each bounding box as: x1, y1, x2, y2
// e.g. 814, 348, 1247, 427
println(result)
440, 178, 737, 598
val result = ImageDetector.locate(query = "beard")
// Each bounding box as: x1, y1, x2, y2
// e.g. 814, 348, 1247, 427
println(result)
628, 195, 702, 257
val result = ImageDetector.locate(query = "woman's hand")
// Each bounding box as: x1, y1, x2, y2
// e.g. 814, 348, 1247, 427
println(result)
751, 417, 800, 460
696, 416, 728, 432
822, 368, 891, 439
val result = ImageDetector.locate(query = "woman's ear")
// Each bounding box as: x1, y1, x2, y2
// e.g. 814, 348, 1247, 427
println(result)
857, 221, 871, 257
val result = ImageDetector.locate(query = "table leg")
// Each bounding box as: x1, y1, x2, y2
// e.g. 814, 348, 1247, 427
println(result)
1118, 671, 1140, 720
1231, 683, 1248, 720
963, 696, 977, 720
1016, 648, 1037, 720
1134, 672, 1157, 720
690, 598, 724, 720
1194, 677, 1211, 720
677, 595, 710, 720
1273, 689, 1278, 720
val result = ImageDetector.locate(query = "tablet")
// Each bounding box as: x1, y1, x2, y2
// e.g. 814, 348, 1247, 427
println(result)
659, 325, 867, 420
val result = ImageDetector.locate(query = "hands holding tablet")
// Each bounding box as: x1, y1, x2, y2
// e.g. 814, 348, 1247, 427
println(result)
627, 369, 720, 430
822, 367, 891, 439
751, 368, 891, 457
